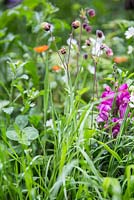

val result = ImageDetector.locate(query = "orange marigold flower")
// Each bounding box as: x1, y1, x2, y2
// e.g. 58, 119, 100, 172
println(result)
52, 65, 61, 72
114, 56, 128, 64
34, 45, 49, 53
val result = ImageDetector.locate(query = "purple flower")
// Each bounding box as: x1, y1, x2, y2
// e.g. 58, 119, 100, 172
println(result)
97, 83, 130, 137
87, 9, 96, 17
112, 118, 121, 138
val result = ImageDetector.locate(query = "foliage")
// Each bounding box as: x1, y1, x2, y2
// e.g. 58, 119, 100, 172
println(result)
0, 0, 134, 199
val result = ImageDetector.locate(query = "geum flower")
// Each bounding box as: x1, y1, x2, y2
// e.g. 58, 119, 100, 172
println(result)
97, 84, 130, 137
114, 56, 128, 64
90, 30, 113, 57
52, 65, 61, 72
34, 45, 49, 53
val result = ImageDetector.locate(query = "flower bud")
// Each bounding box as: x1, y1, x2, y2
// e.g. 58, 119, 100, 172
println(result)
41, 22, 51, 31
106, 48, 113, 57
87, 9, 96, 17
72, 20, 80, 29
85, 39, 91, 46
83, 53, 88, 59
96, 30, 104, 38
59, 47, 66, 54
82, 22, 88, 29
85, 25, 92, 33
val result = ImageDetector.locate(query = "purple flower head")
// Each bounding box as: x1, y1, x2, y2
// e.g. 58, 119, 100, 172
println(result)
106, 48, 113, 57
117, 83, 130, 110
97, 83, 130, 137
85, 25, 92, 33
96, 30, 104, 38
87, 9, 96, 17
112, 118, 121, 138
83, 22, 88, 29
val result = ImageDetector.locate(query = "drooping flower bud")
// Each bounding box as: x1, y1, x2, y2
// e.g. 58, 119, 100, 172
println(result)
85, 25, 92, 33
59, 47, 66, 54
96, 30, 104, 38
83, 53, 88, 59
41, 22, 51, 31
82, 22, 88, 29
106, 48, 113, 57
87, 9, 96, 17
72, 20, 80, 29
85, 39, 91, 46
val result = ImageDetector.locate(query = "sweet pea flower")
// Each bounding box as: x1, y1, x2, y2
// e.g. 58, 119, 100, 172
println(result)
97, 83, 130, 137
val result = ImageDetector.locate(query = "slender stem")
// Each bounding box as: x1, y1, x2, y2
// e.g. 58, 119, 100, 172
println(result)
40, 53, 49, 128
76, 21, 82, 74
67, 30, 73, 66
50, 31, 67, 71
92, 56, 98, 98
91, 56, 98, 128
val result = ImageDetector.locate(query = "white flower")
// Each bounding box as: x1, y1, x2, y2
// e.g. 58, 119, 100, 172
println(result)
90, 37, 104, 56
129, 95, 134, 108
127, 45, 133, 54
125, 27, 134, 39
129, 87, 134, 108
46, 119, 53, 128
67, 38, 77, 49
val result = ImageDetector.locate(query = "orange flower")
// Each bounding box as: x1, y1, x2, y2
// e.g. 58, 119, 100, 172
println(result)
114, 56, 128, 64
34, 45, 49, 53
52, 65, 61, 72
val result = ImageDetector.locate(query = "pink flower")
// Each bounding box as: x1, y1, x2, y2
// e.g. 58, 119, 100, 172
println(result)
112, 118, 121, 138
97, 83, 130, 137
106, 48, 113, 57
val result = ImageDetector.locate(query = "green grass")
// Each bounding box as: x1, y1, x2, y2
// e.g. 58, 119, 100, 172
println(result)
0, 0, 134, 199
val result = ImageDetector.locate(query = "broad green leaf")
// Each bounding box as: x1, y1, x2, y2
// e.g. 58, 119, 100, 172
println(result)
2, 107, 14, 115
15, 115, 28, 129
22, 127, 39, 141
6, 130, 18, 141
0, 100, 10, 109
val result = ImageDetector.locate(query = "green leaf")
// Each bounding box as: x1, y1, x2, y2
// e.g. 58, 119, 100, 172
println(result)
15, 115, 28, 129
0, 100, 10, 110
2, 107, 14, 115
98, 141, 122, 162
22, 126, 39, 141
6, 130, 19, 141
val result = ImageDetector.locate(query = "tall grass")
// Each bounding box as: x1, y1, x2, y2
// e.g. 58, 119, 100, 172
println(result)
0, 1, 134, 200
